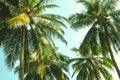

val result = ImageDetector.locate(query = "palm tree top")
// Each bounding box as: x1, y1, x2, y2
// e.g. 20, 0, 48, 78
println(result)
0, 0, 68, 70
69, 0, 120, 55
69, 0, 120, 30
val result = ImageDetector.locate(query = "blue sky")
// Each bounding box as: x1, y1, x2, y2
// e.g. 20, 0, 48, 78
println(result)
0, 0, 120, 80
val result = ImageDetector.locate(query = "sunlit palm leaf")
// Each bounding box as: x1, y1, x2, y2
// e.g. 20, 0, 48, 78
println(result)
6, 13, 30, 28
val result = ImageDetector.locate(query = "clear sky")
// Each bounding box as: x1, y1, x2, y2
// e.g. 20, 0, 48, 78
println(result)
0, 0, 120, 80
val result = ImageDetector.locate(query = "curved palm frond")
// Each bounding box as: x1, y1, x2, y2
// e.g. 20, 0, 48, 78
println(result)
102, 0, 118, 11
69, 13, 95, 30
35, 4, 59, 14
70, 56, 113, 80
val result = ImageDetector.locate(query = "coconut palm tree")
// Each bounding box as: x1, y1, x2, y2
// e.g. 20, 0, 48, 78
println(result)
70, 47, 113, 80
70, 56, 113, 80
69, 0, 120, 78
15, 46, 70, 80
0, 0, 67, 80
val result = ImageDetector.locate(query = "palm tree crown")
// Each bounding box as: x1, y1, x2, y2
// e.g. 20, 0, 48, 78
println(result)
0, 0, 68, 80
0, 0, 67, 68
70, 47, 113, 80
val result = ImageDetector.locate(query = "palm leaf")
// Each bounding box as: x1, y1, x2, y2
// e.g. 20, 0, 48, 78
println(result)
102, 0, 118, 11
6, 13, 30, 28
28, 0, 40, 8
41, 14, 68, 28
35, 4, 58, 14
69, 13, 94, 30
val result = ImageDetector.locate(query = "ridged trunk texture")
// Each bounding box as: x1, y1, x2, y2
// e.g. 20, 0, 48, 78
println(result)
20, 26, 26, 80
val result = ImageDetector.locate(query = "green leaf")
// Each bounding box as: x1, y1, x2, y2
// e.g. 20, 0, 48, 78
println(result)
28, 0, 40, 8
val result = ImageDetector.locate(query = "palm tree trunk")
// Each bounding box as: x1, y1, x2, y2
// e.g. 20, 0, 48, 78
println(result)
104, 25, 120, 79
20, 26, 26, 80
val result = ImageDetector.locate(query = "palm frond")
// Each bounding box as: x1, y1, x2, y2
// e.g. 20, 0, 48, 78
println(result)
41, 14, 68, 28
0, 2, 11, 20
6, 13, 30, 28
99, 30, 109, 56
35, 4, 58, 14
77, 0, 94, 10
103, 58, 113, 69
33, 17, 67, 44
69, 13, 94, 30
79, 23, 99, 56
1, 28, 22, 69
102, 0, 118, 11
110, 9, 120, 17
99, 65, 113, 80
28, 0, 41, 8
71, 47, 80, 55
28, 25, 41, 53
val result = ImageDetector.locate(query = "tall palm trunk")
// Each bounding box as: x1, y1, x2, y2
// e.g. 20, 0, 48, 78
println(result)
104, 25, 120, 79
20, 26, 26, 80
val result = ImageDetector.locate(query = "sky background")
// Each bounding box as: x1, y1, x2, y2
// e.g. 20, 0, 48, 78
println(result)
0, 0, 120, 80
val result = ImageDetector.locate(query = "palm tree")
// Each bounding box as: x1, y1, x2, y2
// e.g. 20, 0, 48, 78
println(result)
15, 46, 70, 80
0, 0, 67, 80
70, 56, 113, 80
69, 0, 120, 78
70, 47, 113, 80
